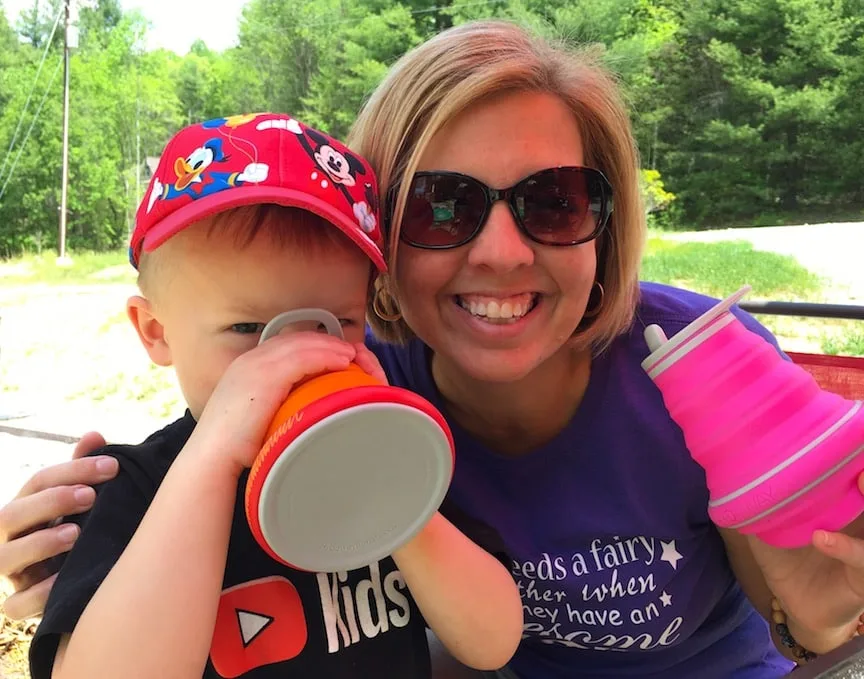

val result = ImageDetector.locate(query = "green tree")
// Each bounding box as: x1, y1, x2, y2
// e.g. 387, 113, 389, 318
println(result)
302, 3, 421, 137
652, 0, 864, 225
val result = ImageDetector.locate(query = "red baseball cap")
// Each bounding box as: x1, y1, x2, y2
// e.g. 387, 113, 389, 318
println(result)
130, 113, 386, 271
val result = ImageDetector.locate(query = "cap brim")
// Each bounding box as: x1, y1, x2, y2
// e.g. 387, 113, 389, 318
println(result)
140, 185, 387, 272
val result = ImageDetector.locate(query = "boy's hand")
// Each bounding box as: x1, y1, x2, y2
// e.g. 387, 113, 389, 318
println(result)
353, 343, 389, 385
189, 331, 357, 476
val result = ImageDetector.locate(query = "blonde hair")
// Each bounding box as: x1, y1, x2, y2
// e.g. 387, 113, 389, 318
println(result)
348, 19, 645, 351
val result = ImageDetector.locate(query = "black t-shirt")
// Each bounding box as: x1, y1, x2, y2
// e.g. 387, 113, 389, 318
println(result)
29, 412, 431, 679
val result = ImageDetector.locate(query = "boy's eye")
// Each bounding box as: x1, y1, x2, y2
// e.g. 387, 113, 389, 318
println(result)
231, 323, 265, 335
316, 319, 354, 333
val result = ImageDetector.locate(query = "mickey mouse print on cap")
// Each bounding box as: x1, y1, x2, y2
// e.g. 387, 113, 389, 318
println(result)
130, 112, 386, 272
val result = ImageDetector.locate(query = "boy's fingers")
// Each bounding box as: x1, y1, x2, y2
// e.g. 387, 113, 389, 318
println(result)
353, 344, 388, 384
258, 329, 355, 354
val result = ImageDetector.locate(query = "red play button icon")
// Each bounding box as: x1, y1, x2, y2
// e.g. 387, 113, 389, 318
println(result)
210, 576, 308, 678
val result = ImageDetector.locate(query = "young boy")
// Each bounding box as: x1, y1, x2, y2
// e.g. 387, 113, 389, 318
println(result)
28, 113, 522, 679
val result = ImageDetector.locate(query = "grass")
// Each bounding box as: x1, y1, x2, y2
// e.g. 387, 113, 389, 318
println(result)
641, 237, 864, 356
641, 238, 824, 300
1, 239, 825, 299
0, 249, 133, 286
822, 327, 864, 357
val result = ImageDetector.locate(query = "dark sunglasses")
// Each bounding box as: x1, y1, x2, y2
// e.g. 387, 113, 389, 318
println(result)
388, 166, 613, 249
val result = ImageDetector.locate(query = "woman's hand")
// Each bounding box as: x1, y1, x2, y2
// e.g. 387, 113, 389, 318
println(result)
0, 432, 118, 620
748, 473, 864, 653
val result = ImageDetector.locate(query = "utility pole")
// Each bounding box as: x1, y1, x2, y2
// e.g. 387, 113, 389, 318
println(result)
135, 77, 141, 204
57, 0, 74, 265
133, 78, 140, 242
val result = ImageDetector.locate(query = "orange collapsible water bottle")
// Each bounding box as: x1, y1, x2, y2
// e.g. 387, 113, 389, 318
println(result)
245, 309, 455, 572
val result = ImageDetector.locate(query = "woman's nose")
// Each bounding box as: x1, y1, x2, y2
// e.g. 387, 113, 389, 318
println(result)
466, 202, 535, 272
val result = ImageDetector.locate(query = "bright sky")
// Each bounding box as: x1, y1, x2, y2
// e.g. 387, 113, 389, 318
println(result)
2, 0, 250, 54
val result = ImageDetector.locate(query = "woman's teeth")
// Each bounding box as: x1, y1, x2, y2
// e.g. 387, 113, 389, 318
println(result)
458, 293, 538, 323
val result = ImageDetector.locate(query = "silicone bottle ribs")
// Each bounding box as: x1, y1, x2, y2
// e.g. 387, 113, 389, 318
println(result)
642, 286, 864, 548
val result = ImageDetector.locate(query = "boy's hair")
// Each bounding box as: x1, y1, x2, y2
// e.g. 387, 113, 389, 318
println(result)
137, 204, 359, 296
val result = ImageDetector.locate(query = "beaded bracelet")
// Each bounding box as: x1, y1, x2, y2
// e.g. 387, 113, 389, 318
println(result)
771, 598, 818, 663
770, 597, 864, 664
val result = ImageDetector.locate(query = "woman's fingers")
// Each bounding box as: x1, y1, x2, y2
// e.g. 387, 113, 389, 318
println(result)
2, 572, 58, 621
0, 484, 96, 542
71, 431, 107, 460
0, 520, 80, 576
812, 530, 864, 571
15, 455, 117, 500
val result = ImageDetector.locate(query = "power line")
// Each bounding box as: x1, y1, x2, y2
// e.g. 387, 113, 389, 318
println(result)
0, 55, 63, 204
0, 4, 64, 187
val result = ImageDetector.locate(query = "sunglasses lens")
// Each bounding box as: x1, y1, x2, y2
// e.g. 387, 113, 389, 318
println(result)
401, 174, 485, 247
519, 168, 604, 245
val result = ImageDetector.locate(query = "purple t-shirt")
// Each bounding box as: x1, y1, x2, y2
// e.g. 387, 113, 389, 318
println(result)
369, 282, 795, 678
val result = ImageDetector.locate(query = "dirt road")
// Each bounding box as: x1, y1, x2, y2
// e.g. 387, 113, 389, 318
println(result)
663, 221, 864, 302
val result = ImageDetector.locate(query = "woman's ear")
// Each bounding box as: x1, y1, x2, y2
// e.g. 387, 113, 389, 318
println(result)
126, 296, 172, 367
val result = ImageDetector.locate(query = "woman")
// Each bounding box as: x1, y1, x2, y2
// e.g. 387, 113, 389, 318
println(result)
3, 20, 864, 678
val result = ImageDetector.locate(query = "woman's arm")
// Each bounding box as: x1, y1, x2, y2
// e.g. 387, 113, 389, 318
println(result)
720, 528, 810, 661
393, 513, 523, 671
0, 433, 117, 621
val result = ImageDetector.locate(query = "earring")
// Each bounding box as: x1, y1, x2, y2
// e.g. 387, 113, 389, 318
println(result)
372, 278, 402, 322
583, 281, 605, 318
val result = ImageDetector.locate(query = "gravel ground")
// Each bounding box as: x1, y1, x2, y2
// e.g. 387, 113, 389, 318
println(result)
0, 282, 184, 507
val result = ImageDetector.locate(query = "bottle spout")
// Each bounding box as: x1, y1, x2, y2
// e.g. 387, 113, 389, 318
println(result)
644, 324, 668, 353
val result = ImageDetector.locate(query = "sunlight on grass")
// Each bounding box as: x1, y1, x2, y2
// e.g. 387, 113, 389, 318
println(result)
641, 236, 864, 356
0, 250, 133, 286
821, 327, 864, 357
752, 316, 864, 357
98, 310, 129, 334
642, 238, 824, 300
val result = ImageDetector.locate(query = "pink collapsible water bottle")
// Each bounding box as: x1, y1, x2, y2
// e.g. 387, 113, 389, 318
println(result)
641, 286, 864, 548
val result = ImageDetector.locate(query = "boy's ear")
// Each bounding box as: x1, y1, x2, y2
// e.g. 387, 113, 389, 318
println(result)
126, 296, 172, 367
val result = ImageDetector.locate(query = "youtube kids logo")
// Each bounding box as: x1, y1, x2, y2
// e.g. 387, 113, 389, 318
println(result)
210, 576, 308, 678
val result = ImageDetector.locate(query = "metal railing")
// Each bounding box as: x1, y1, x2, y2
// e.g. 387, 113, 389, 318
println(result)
739, 300, 864, 321
788, 635, 864, 677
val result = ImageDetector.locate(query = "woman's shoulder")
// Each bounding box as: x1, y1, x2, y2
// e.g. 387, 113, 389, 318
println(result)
365, 327, 411, 365
365, 328, 428, 391
636, 281, 723, 326
633, 281, 780, 349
